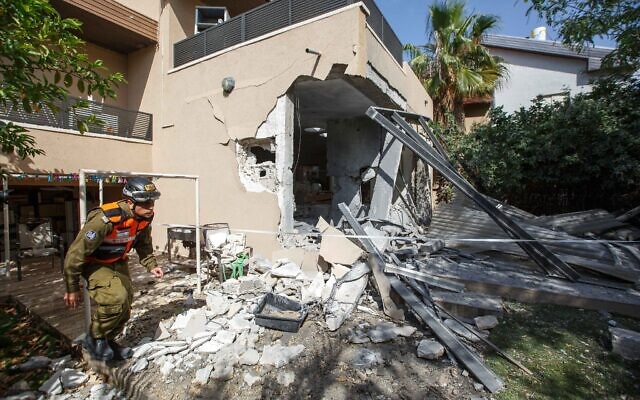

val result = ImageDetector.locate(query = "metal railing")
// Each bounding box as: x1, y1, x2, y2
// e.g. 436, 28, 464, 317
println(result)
0, 96, 153, 141
174, 0, 403, 67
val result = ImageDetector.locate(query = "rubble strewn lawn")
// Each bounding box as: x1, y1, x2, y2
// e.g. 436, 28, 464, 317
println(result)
486, 301, 640, 400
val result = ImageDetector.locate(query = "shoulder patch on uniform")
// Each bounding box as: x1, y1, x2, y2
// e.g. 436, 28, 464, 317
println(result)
85, 230, 97, 241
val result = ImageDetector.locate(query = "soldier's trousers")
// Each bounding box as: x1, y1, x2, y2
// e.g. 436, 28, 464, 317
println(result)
83, 262, 133, 339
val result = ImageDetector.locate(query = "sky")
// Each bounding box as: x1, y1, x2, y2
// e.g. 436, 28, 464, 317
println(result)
375, 0, 617, 49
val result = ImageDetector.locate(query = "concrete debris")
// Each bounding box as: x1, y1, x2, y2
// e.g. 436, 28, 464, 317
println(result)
239, 348, 260, 366
277, 371, 295, 387
130, 358, 149, 373
11, 356, 51, 371
271, 261, 302, 278
350, 348, 383, 369
193, 365, 213, 385
160, 361, 176, 376
198, 339, 225, 354
38, 370, 63, 396
417, 339, 445, 360
243, 372, 262, 387
474, 315, 499, 330
259, 343, 305, 368
324, 261, 370, 331
367, 322, 399, 343
179, 309, 207, 339
610, 327, 640, 360
211, 361, 234, 381
90, 383, 117, 400
317, 219, 364, 265
301, 272, 325, 304
50, 355, 72, 372
155, 322, 171, 340
216, 330, 237, 345
227, 302, 243, 318
60, 368, 88, 389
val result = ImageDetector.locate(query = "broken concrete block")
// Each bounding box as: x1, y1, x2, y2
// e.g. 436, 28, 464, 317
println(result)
228, 314, 253, 332
394, 325, 417, 337
193, 365, 213, 385
368, 322, 399, 343
325, 262, 370, 331
331, 264, 351, 279
130, 358, 148, 373
132, 342, 157, 359
12, 356, 51, 371
60, 369, 88, 389
89, 383, 117, 400
474, 315, 499, 330
321, 274, 336, 302
39, 370, 63, 396
49, 355, 72, 372
417, 339, 445, 360
239, 275, 266, 294
318, 220, 364, 265
206, 292, 231, 316
221, 279, 241, 295
244, 372, 262, 387
350, 348, 383, 369
160, 361, 175, 376
227, 302, 243, 318
154, 321, 171, 341
211, 361, 234, 381
301, 272, 325, 304
271, 262, 301, 278
239, 348, 260, 366
147, 345, 189, 360
259, 344, 305, 368
277, 371, 295, 387
610, 327, 640, 361
215, 330, 236, 345
179, 309, 207, 339
198, 340, 225, 354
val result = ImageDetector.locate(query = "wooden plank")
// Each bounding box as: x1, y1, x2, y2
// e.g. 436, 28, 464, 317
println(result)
389, 277, 504, 393
430, 290, 504, 318
424, 259, 640, 318
384, 263, 465, 293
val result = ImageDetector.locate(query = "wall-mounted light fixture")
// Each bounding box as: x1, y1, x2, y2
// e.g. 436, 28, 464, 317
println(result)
222, 76, 235, 94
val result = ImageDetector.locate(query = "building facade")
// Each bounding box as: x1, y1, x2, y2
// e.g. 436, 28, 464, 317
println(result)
1, 0, 432, 258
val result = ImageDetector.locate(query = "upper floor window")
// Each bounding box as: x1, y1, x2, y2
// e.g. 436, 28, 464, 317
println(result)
195, 6, 229, 34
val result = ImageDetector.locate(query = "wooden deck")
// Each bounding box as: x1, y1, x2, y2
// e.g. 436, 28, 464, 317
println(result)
0, 256, 153, 342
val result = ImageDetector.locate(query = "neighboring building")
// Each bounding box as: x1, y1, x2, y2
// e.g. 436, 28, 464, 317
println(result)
1, 0, 431, 257
464, 33, 613, 131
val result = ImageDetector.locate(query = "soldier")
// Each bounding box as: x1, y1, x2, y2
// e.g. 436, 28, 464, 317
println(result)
63, 177, 164, 361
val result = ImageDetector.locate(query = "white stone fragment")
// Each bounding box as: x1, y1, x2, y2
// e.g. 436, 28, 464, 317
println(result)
243, 372, 262, 387
60, 368, 88, 389
228, 315, 253, 332
271, 262, 301, 278
321, 275, 336, 302
206, 292, 231, 316
417, 339, 445, 360
226, 302, 243, 318
193, 364, 213, 385
132, 342, 158, 359
90, 383, 117, 400
474, 315, 499, 330
277, 371, 295, 387
215, 330, 237, 345
154, 321, 171, 340
39, 370, 63, 395
198, 340, 224, 354
211, 361, 234, 381
179, 309, 208, 339
239, 348, 260, 366
259, 344, 305, 368
368, 322, 399, 343
350, 348, 383, 369
130, 358, 149, 373
301, 272, 325, 304
394, 325, 417, 337
160, 361, 175, 376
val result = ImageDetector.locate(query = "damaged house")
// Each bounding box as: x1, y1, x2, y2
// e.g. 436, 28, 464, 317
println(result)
0, 0, 432, 258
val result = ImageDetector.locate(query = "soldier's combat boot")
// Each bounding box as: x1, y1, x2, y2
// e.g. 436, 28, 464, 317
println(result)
83, 336, 114, 361
108, 340, 133, 360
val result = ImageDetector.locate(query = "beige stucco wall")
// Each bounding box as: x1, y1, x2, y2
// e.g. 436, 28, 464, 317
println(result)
115, 0, 160, 21
0, 128, 152, 174
150, 5, 431, 256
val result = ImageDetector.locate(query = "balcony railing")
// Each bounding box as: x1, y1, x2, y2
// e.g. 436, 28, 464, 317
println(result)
174, 0, 403, 68
0, 96, 153, 141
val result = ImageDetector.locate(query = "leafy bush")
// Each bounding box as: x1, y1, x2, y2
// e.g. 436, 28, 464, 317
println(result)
439, 78, 640, 214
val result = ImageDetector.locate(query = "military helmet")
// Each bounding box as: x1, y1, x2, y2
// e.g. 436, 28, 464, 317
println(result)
122, 177, 161, 203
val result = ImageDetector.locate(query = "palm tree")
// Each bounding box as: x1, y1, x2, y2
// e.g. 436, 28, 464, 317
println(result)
405, 1, 507, 127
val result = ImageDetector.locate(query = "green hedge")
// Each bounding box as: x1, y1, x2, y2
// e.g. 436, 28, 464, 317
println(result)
440, 78, 640, 214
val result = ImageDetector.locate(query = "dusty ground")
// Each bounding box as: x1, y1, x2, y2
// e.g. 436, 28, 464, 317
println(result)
110, 266, 487, 400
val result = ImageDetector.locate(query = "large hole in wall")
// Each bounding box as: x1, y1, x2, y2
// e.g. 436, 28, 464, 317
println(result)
236, 138, 277, 193
292, 127, 331, 225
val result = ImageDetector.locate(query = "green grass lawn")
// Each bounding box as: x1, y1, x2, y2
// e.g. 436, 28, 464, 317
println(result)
486, 302, 640, 400
0, 304, 70, 394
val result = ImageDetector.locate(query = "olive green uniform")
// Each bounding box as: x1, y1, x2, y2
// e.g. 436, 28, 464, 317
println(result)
64, 201, 157, 339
